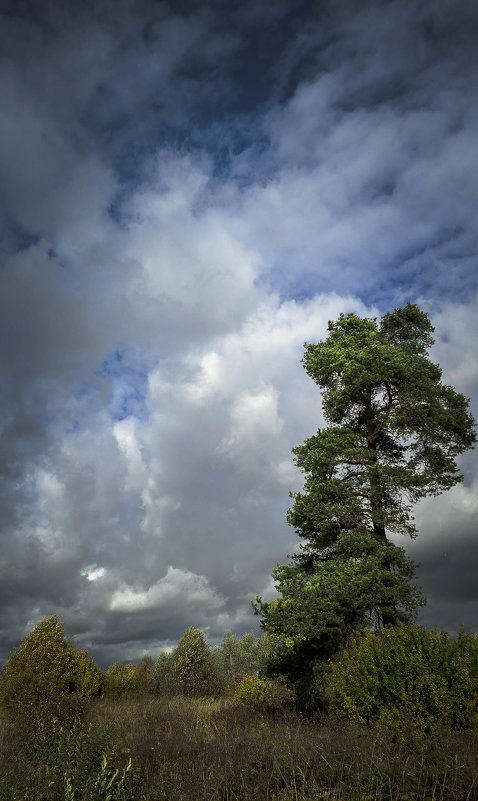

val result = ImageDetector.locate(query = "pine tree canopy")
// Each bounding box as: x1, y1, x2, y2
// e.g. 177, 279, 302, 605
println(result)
254, 303, 476, 677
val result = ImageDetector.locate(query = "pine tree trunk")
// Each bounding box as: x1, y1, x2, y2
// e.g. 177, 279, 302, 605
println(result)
365, 396, 396, 626
364, 395, 386, 542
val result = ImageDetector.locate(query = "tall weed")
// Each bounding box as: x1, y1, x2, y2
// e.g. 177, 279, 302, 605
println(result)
1, 697, 477, 800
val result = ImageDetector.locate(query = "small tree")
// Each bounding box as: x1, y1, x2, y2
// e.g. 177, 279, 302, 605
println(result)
153, 651, 173, 696
168, 627, 223, 698
255, 304, 476, 680
0, 616, 86, 721
134, 654, 154, 695
73, 648, 106, 700
104, 663, 139, 698
214, 631, 268, 682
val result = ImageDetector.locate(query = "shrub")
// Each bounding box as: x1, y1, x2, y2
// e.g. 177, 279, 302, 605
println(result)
234, 674, 291, 707
105, 663, 139, 698
326, 622, 478, 734
168, 627, 224, 698
0, 616, 87, 722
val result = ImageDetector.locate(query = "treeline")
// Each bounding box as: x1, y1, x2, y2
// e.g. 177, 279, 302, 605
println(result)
0, 616, 279, 719
1, 614, 478, 737
105, 626, 270, 700
1, 618, 478, 801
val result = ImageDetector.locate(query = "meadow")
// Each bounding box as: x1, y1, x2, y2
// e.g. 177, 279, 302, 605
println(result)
0, 696, 477, 801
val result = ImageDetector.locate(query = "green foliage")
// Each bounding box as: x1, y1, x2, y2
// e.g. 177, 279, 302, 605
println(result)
327, 623, 478, 734
152, 651, 173, 696
86, 754, 138, 801
105, 655, 155, 699
0, 616, 98, 722
105, 662, 139, 699
255, 304, 476, 680
256, 533, 423, 675
234, 674, 292, 707
0, 717, 140, 800
214, 630, 268, 681
134, 654, 154, 695
298, 303, 475, 540
234, 674, 275, 704
168, 626, 224, 698
72, 649, 106, 700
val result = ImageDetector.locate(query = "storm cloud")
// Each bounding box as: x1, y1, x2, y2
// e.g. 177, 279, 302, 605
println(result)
0, 0, 477, 666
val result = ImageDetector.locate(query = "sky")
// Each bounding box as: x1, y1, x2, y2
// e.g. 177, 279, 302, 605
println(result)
0, 0, 477, 668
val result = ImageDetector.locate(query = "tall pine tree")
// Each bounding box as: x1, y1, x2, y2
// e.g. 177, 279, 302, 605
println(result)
255, 304, 476, 679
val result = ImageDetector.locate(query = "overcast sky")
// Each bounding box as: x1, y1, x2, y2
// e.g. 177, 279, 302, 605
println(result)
0, 0, 477, 668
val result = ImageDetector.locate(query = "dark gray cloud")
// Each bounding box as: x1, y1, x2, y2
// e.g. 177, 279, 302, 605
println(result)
0, 0, 476, 666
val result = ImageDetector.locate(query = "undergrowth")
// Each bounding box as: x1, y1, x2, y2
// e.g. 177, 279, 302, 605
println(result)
0, 697, 477, 800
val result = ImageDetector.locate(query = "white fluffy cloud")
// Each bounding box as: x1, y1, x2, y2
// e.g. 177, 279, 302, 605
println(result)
109, 566, 225, 614
0, 0, 477, 664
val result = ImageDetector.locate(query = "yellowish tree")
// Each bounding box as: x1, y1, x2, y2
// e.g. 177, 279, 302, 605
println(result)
169, 627, 224, 697
0, 615, 99, 721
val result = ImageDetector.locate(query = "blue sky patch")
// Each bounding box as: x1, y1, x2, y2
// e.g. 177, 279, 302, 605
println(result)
101, 349, 149, 422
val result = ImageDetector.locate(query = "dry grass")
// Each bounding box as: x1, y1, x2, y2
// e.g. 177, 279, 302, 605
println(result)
0, 697, 477, 800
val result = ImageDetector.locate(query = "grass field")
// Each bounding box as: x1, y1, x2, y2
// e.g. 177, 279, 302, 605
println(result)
0, 697, 477, 800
